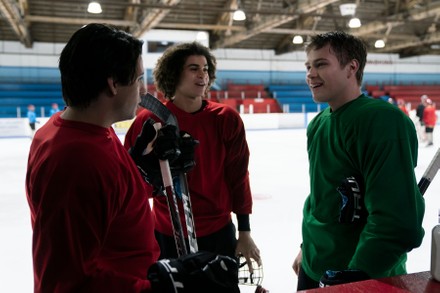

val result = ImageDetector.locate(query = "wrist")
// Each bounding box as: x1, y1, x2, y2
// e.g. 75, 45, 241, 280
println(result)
236, 214, 250, 231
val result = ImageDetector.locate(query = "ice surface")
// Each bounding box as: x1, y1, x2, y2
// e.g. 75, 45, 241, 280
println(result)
1, 127, 439, 292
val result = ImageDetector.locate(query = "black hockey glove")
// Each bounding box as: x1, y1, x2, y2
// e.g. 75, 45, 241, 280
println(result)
319, 269, 370, 287
148, 251, 240, 293
128, 119, 162, 194
170, 131, 199, 174
337, 176, 365, 223
153, 124, 181, 162
128, 120, 181, 195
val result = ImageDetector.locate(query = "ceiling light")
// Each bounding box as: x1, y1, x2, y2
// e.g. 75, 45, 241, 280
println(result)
233, 9, 246, 21
348, 17, 361, 28
87, 1, 102, 14
339, 3, 357, 16
196, 31, 208, 41
292, 35, 304, 44
375, 39, 385, 48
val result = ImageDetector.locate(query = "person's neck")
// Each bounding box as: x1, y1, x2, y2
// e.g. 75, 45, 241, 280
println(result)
61, 103, 111, 128
172, 95, 203, 113
329, 89, 362, 112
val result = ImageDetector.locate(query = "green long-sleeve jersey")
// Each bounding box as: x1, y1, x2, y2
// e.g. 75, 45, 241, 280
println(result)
302, 94, 425, 282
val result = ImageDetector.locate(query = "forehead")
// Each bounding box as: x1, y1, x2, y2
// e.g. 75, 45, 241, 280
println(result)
136, 56, 144, 73
306, 44, 336, 62
184, 55, 207, 66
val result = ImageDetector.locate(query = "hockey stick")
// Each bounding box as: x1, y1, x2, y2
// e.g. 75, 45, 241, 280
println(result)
139, 93, 198, 254
418, 147, 440, 196
159, 158, 188, 257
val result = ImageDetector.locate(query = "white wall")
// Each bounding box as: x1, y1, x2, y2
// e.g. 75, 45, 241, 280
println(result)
1, 29, 440, 75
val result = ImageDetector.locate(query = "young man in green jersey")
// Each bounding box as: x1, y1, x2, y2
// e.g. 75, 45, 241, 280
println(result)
292, 31, 425, 290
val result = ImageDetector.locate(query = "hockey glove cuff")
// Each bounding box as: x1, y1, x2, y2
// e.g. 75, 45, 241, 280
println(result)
319, 269, 370, 287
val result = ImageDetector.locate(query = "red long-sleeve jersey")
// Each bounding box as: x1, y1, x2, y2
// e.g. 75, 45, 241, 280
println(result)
423, 104, 437, 127
25, 113, 160, 293
125, 100, 253, 237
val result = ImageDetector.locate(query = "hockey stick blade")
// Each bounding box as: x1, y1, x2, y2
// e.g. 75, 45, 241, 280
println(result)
418, 147, 440, 196
139, 93, 179, 129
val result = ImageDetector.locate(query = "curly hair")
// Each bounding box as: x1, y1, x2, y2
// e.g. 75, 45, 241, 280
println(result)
153, 42, 217, 99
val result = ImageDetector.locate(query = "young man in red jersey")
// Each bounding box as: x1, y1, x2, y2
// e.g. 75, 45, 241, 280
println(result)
124, 42, 262, 271
25, 23, 163, 292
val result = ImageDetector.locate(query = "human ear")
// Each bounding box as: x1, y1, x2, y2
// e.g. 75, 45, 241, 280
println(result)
107, 77, 117, 95
347, 59, 359, 78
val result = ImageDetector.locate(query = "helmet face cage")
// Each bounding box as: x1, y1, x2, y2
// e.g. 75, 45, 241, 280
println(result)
238, 256, 263, 286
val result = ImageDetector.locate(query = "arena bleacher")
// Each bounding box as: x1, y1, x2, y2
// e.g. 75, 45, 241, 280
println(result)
366, 84, 440, 109
1, 81, 440, 118
0, 83, 63, 118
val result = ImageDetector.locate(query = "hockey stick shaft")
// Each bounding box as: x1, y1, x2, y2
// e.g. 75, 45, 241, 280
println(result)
180, 173, 198, 253
418, 147, 440, 195
159, 159, 188, 257
139, 93, 198, 253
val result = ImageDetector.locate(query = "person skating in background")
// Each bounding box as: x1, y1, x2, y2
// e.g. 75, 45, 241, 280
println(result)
49, 102, 60, 116
124, 42, 262, 272
415, 94, 428, 142
26, 104, 38, 138
292, 31, 425, 290
397, 98, 409, 116
423, 98, 437, 146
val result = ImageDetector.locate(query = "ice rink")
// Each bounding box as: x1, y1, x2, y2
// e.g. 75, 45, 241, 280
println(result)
1, 126, 440, 292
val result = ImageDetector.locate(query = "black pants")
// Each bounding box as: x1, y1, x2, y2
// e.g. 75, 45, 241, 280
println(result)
155, 221, 237, 260
297, 266, 319, 290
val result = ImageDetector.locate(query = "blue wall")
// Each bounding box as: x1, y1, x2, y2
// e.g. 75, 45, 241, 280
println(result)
1, 66, 440, 118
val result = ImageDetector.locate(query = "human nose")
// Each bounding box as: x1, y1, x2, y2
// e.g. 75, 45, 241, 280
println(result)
306, 67, 316, 79
197, 68, 206, 78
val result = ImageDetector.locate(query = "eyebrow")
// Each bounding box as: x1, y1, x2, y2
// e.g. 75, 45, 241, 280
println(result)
305, 58, 327, 66
186, 63, 208, 68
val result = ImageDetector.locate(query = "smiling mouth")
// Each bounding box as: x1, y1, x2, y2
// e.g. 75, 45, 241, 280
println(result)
310, 83, 323, 89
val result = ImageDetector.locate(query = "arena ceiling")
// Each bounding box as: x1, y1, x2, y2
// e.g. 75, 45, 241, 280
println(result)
0, 0, 440, 58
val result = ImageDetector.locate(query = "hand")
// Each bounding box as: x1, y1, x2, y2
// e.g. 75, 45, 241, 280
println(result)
235, 231, 262, 273
170, 131, 199, 174
319, 269, 370, 287
292, 249, 302, 276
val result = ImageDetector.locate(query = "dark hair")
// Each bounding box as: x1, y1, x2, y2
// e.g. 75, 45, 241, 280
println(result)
153, 42, 216, 99
59, 23, 144, 108
305, 31, 367, 85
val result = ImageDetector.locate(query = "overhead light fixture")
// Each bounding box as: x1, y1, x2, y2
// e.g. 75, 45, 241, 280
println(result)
348, 17, 361, 28
375, 39, 385, 48
196, 31, 208, 41
292, 35, 304, 44
339, 3, 357, 16
87, 1, 102, 14
233, 9, 246, 21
